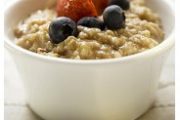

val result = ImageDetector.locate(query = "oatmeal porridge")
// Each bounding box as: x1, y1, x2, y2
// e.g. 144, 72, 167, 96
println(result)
14, 0, 164, 59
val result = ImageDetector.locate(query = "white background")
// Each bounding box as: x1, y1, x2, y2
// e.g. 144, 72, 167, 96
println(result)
1, 0, 4, 119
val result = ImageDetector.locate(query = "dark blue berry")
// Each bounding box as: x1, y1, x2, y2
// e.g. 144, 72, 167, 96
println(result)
103, 5, 126, 30
109, 0, 130, 10
49, 17, 78, 44
77, 17, 105, 30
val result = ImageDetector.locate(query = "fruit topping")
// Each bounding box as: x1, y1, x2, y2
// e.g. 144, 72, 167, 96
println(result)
56, 0, 98, 22
92, 0, 109, 15
103, 5, 126, 30
49, 17, 78, 44
77, 17, 105, 30
108, 0, 130, 10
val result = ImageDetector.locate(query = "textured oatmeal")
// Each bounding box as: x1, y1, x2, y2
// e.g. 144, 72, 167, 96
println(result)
14, 0, 164, 59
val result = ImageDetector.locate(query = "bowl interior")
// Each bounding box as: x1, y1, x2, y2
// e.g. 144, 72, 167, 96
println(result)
5, 0, 52, 41
4, 0, 174, 59
146, 0, 174, 38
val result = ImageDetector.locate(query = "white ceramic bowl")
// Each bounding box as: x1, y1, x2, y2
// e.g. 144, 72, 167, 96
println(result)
4, 0, 174, 120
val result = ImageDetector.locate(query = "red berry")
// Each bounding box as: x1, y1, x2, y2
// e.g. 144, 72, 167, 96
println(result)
92, 0, 109, 15
56, 0, 98, 22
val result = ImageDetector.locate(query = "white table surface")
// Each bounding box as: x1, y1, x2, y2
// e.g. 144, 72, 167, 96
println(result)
4, 0, 175, 120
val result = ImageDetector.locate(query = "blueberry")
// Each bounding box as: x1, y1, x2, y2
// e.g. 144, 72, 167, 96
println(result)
109, 0, 130, 10
49, 17, 78, 44
77, 17, 105, 30
103, 5, 126, 30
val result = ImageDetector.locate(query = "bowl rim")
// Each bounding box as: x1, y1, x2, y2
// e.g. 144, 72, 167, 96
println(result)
4, 0, 175, 65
